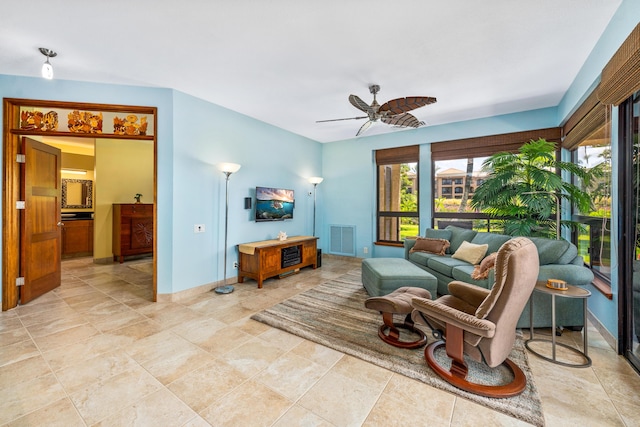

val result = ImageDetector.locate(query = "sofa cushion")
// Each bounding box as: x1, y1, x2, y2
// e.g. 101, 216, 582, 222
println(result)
528, 237, 576, 265
427, 255, 471, 277
425, 228, 452, 242
446, 226, 478, 253
471, 232, 511, 255
408, 251, 441, 267
410, 237, 450, 255
451, 265, 492, 289
452, 241, 488, 265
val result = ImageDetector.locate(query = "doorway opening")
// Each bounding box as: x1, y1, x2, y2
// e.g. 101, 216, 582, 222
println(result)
2, 98, 158, 311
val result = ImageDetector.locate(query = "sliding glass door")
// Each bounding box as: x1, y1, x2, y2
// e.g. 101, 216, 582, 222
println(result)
620, 90, 640, 371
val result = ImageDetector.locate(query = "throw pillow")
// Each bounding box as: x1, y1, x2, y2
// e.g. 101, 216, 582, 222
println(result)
451, 241, 489, 265
410, 237, 450, 255
471, 252, 498, 280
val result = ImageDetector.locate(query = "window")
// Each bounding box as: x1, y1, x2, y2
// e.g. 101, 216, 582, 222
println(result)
563, 89, 612, 283
376, 146, 419, 244
431, 127, 563, 231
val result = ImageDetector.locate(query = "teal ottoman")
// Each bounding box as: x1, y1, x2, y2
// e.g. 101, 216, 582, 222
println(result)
361, 258, 437, 298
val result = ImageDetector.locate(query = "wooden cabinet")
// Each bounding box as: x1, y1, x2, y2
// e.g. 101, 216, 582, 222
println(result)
112, 203, 153, 263
62, 219, 93, 258
237, 236, 318, 288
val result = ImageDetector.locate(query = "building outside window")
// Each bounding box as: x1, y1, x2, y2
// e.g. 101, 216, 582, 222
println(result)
376, 146, 419, 244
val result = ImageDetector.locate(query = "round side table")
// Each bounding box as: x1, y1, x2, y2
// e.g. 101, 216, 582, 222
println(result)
525, 281, 592, 368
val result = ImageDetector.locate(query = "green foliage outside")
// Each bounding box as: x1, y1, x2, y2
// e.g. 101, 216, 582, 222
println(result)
471, 138, 593, 238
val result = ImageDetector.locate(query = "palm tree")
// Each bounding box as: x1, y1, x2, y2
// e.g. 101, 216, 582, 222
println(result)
471, 138, 592, 238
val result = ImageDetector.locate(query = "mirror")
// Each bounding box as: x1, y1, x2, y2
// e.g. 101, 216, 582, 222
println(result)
62, 179, 93, 209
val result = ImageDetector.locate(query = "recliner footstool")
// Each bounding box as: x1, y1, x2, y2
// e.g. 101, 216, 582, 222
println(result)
365, 286, 432, 349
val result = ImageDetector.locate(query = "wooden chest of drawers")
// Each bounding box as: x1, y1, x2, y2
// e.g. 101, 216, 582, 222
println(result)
112, 203, 153, 263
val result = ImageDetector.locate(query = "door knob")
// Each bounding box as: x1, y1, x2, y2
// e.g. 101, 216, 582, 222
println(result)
57, 222, 64, 227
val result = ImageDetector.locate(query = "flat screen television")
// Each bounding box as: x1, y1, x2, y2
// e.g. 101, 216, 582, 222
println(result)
255, 186, 294, 222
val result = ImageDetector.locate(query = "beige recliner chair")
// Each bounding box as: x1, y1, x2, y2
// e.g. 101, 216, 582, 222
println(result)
411, 237, 539, 398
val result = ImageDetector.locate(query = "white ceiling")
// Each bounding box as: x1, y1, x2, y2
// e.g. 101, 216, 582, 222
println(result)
0, 1, 621, 143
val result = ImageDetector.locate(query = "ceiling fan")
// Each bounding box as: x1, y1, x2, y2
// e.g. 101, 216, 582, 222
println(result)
317, 84, 437, 136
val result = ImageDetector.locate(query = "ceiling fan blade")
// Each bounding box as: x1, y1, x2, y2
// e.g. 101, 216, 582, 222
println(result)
379, 96, 437, 115
316, 116, 368, 123
349, 95, 374, 114
381, 113, 424, 128
356, 120, 374, 136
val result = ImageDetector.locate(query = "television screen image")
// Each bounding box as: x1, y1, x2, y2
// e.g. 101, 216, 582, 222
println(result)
255, 186, 294, 221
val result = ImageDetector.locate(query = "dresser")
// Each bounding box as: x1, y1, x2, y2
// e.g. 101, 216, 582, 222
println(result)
112, 203, 153, 263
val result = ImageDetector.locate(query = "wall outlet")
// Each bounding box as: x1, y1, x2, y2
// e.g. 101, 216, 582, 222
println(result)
233, 261, 238, 269
363, 246, 368, 254
194, 224, 205, 233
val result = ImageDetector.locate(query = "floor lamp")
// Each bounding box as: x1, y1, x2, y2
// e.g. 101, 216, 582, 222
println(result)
215, 162, 241, 294
309, 177, 323, 236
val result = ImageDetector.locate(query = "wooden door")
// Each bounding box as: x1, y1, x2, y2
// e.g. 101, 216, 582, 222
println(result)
19, 138, 62, 304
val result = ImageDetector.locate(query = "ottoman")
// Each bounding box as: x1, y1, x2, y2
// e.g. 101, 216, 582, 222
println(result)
361, 258, 438, 297
365, 286, 432, 349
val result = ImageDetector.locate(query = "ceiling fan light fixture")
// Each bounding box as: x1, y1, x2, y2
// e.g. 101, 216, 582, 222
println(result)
39, 48, 57, 80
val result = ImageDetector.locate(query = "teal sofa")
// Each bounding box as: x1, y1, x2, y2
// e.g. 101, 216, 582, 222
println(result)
404, 226, 595, 329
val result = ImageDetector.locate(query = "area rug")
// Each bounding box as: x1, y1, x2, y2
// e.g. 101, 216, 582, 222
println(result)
251, 269, 544, 427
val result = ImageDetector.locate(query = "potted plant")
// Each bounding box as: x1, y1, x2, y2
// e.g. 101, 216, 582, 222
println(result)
471, 138, 593, 238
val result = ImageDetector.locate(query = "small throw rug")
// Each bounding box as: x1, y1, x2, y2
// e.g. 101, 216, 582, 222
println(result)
251, 269, 544, 427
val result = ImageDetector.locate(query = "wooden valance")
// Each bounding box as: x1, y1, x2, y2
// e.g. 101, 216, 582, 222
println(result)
375, 145, 419, 164
598, 22, 640, 106
430, 128, 561, 161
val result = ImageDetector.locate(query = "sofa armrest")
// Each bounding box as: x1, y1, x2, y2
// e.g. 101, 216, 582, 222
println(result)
404, 238, 417, 260
538, 264, 594, 287
448, 281, 491, 308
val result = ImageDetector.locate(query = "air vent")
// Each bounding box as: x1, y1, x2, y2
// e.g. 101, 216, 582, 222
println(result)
329, 225, 356, 256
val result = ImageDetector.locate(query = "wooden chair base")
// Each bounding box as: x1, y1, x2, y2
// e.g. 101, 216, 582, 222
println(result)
425, 340, 527, 398
378, 312, 427, 349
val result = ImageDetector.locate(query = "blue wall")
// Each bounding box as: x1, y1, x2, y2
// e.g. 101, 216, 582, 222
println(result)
0, 75, 321, 297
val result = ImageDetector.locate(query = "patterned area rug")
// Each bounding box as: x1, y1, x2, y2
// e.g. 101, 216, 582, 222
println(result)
252, 269, 544, 427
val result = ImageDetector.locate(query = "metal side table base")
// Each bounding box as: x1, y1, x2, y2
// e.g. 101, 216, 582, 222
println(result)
525, 282, 592, 368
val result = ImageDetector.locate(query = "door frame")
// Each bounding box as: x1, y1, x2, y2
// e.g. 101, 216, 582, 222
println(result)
2, 98, 158, 310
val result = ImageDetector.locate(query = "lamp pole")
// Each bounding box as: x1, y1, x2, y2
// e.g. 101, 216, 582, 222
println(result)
309, 177, 323, 237
215, 163, 241, 294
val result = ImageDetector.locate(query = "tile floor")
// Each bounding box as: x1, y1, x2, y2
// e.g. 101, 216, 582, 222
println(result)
1, 255, 639, 426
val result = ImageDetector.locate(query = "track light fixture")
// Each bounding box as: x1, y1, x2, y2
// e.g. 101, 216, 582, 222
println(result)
39, 48, 57, 80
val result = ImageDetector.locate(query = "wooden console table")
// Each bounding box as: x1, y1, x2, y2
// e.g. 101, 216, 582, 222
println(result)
237, 236, 318, 288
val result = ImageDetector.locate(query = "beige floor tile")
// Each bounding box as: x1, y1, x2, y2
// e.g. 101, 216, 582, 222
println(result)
450, 398, 532, 427
0, 325, 31, 347
0, 373, 65, 425
257, 327, 305, 351
168, 360, 249, 412
330, 355, 393, 390
273, 404, 336, 427
55, 349, 139, 394
141, 340, 216, 385
298, 369, 387, 427
378, 374, 456, 423
25, 313, 88, 338
190, 325, 255, 355
5, 397, 85, 427
0, 339, 40, 367
170, 316, 228, 344
93, 388, 197, 426
200, 379, 292, 427
69, 365, 162, 425
255, 352, 330, 400
219, 336, 287, 377
31, 323, 100, 352
290, 340, 344, 368
0, 354, 52, 390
